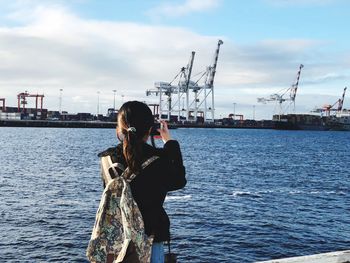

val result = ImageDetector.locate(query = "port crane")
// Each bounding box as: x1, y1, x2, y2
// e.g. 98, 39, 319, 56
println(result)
322, 87, 347, 116
191, 39, 224, 122
0, 98, 5, 111
338, 86, 347, 112
257, 64, 304, 118
17, 91, 45, 114
146, 51, 196, 121
146, 40, 224, 122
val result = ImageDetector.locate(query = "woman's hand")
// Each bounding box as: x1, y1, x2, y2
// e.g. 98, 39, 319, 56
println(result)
158, 120, 171, 143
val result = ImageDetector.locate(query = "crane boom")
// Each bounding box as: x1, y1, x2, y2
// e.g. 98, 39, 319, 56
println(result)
185, 52, 195, 90
207, 39, 224, 88
202, 39, 224, 122
257, 64, 304, 116
337, 87, 347, 112
185, 51, 195, 120
290, 64, 304, 101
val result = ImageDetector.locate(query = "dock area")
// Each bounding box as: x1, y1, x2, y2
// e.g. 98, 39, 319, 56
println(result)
256, 250, 350, 263
0, 119, 117, 128
0, 119, 275, 129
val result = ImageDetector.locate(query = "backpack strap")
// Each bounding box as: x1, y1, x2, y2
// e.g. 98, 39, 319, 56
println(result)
109, 160, 125, 173
123, 156, 159, 183
101, 155, 125, 184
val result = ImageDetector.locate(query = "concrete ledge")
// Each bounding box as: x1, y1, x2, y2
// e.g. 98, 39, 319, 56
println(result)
256, 250, 350, 263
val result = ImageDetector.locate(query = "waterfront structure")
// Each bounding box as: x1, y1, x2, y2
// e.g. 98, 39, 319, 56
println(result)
257, 250, 350, 263
317, 87, 347, 117
17, 91, 45, 119
273, 87, 348, 131
112, 89, 117, 110
0, 98, 6, 111
258, 64, 304, 119
59, 89, 63, 113
272, 113, 330, 130
328, 110, 350, 131
146, 40, 224, 123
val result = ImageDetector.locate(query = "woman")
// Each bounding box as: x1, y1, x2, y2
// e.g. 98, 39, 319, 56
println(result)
99, 101, 186, 263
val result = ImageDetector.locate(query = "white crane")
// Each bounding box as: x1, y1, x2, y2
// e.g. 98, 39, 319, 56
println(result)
181, 39, 223, 122
258, 64, 304, 118
193, 39, 224, 122
146, 51, 196, 121
147, 40, 224, 122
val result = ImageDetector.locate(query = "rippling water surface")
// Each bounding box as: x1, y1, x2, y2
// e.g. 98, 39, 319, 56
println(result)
0, 127, 349, 262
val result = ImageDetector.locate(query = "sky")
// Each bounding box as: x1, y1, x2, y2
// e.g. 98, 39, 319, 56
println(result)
0, 0, 349, 120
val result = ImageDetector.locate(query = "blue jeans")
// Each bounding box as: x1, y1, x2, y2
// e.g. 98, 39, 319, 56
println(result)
151, 242, 164, 263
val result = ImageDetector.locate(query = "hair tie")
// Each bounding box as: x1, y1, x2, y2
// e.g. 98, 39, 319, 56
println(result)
126, 127, 137, 133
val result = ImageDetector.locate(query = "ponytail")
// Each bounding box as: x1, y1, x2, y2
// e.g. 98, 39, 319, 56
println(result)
123, 129, 142, 175
117, 101, 154, 176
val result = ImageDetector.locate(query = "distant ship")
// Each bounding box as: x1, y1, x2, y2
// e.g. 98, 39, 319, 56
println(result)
272, 87, 348, 131
273, 111, 350, 131
328, 112, 350, 131
273, 114, 330, 131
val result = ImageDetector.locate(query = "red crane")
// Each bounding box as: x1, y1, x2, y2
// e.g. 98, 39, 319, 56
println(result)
322, 87, 347, 116
17, 91, 44, 113
0, 98, 5, 111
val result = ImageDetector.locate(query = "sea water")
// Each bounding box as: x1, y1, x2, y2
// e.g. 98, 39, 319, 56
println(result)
0, 127, 349, 262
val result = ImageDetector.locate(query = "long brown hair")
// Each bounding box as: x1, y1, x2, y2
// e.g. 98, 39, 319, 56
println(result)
117, 101, 154, 175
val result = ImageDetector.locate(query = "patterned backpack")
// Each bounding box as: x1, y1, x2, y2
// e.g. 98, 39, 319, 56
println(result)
86, 154, 159, 263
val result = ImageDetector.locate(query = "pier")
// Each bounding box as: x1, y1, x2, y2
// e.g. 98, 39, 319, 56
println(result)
0, 119, 275, 129
0, 119, 117, 128
257, 250, 350, 263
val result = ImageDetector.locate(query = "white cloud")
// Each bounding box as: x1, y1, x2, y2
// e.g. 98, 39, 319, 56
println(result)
147, 0, 221, 18
0, 5, 223, 114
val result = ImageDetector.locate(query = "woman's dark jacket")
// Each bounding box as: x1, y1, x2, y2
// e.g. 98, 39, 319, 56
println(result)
98, 140, 186, 242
